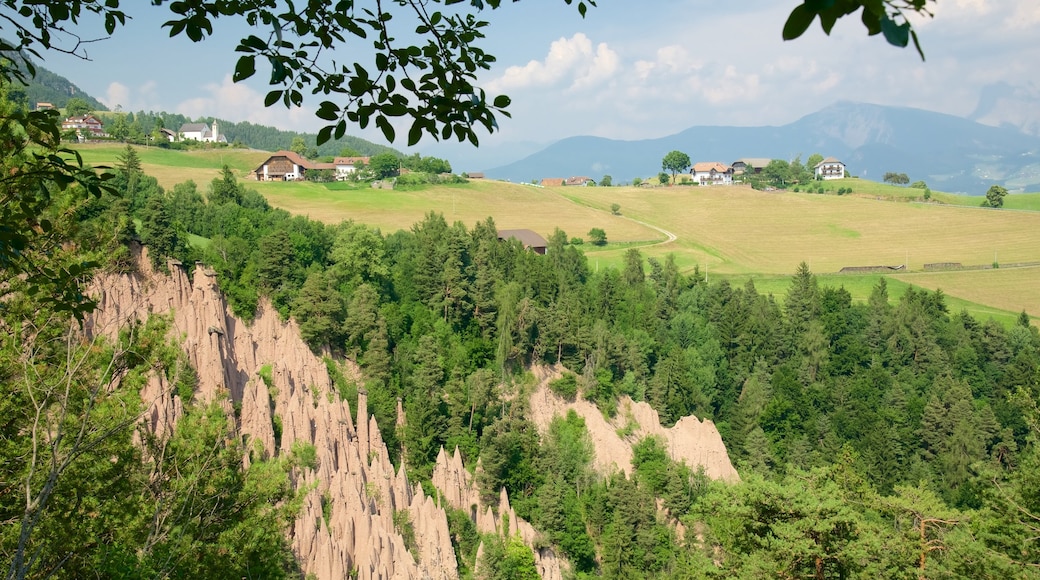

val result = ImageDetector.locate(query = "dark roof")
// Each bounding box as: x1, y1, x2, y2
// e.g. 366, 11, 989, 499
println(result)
179, 123, 209, 133
497, 229, 548, 249
253, 150, 316, 172
733, 157, 771, 169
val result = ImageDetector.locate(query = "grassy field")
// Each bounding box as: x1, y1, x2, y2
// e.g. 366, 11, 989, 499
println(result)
74, 144, 1040, 324
253, 179, 662, 241
563, 184, 1040, 274
73, 143, 270, 190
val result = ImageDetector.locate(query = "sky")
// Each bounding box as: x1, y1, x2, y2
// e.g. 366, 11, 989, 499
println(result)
34, 0, 1040, 169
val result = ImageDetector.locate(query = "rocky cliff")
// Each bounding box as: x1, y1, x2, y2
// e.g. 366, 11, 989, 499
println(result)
431, 447, 564, 580
88, 247, 457, 580
527, 364, 739, 482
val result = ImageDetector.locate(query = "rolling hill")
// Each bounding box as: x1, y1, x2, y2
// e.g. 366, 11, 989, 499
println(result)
484, 101, 1040, 194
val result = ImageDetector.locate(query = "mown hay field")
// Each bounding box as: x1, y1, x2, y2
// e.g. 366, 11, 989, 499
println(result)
253, 179, 661, 240
562, 184, 1040, 276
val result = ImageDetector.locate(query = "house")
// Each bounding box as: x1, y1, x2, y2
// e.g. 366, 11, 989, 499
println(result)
466, 172, 485, 179
540, 178, 565, 187
333, 156, 370, 180
564, 176, 594, 186
253, 150, 318, 181
498, 229, 548, 255
814, 157, 846, 180
178, 120, 227, 143
731, 158, 771, 175
61, 114, 106, 138
691, 162, 734, 185
159, 127, 177, 142
35, 102, 54, 111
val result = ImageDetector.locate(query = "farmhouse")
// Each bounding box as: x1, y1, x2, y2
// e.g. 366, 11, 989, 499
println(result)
497, 229, 549, 255
565, 176, 594, 186
178, 120, 227, 143
731, 158, 771, 174
61, 114, 106, 138
253, 150, 320, 181
814, 157, 846, 180
540, 178, 565, 187
692, 162, 734, 185
334, 156, 370, 180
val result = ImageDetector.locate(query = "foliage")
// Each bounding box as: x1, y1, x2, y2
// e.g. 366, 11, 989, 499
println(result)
601, 175, 613, 187
549, 373, 579, 401
661, 150, 691, 183
762, 159, 792, 186
587, 227, 607, 246
782, 0, 934, 58
477, 534, 540, 580
610, 202, 621, 215
985, 184, 1008, 208
369, 152, 402, 179
884, 171, 910, 184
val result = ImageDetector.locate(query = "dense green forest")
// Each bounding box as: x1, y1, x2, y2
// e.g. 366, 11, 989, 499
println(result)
5, 87, 1040, 576
88, 109, 402, 158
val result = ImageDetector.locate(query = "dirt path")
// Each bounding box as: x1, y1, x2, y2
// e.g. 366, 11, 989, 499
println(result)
549, 189, 678, 250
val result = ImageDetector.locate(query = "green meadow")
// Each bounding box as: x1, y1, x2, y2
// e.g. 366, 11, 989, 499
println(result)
78, 144, 1040, 325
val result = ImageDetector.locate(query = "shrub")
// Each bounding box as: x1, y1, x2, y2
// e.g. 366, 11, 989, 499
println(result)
570, 237, 584, 245
549, 373, 578, 401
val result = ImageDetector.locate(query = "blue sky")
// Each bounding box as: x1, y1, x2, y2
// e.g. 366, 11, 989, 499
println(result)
38, 1, 1040, 168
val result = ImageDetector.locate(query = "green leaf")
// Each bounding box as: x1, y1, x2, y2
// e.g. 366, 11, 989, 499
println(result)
880, 15, 910, 47
376, 116, 395, 142
408, 122, 423, 146
316, 101, 340, 121
783, 4, 816, 40
492, 94, 511, 108
265, 90, 283, 107
317, 125, 334, 145
233, 56, 256, 82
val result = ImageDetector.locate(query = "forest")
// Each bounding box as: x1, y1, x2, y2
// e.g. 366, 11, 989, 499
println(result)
4, 96, 1040, 576
11, 129, 1039, 577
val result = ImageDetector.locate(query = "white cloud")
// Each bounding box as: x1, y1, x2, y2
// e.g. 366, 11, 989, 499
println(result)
100, 81, 161, 112
174, 75, 319, 131
486, 33, 619, 93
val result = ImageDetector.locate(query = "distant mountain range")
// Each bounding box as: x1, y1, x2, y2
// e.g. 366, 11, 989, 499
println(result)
484, 102, 1040, 194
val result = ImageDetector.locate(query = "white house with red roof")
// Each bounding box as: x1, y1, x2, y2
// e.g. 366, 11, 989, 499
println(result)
691, 162, 734, 185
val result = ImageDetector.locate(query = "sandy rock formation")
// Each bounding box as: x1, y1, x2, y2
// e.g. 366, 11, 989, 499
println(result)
432, 446, 564, 580
87, 247, 458, 580
528, 364, 739, 482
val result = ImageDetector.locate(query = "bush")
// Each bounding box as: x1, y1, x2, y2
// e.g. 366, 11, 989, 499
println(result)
570, 237, 584, 245
549, 373, 578, 401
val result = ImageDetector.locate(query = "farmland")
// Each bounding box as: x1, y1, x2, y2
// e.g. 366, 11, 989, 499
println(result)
72, 144, 1040, 324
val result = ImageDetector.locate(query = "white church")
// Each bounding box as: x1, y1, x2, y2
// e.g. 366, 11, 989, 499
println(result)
177, 120, 227, 143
